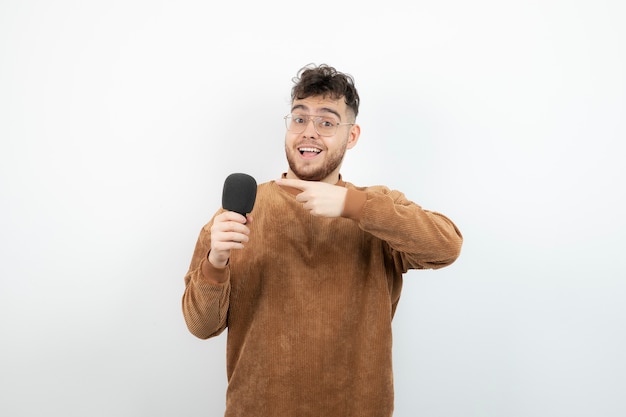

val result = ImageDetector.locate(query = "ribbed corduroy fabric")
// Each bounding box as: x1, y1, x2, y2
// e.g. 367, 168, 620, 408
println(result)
182, 177, 462, 417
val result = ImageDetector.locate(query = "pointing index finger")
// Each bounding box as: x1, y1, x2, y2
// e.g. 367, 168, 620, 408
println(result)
276, 178, 310, 191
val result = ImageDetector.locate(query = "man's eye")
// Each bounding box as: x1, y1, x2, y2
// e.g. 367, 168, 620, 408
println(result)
320, 119, 336, 127
293, 116, 306, 124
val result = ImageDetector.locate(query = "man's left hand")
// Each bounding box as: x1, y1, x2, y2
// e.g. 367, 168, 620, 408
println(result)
277, 178, 347, 217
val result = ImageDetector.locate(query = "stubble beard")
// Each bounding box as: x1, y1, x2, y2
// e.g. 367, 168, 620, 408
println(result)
285, 140, 348, 182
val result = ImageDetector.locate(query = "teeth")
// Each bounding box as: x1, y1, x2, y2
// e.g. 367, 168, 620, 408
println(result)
299, 147, 321, 153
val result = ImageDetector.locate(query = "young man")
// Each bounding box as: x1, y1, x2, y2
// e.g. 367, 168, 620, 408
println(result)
182, 64, 463, 417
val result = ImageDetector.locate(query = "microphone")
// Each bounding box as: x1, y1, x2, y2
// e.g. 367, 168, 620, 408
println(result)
221, 173, 257, 216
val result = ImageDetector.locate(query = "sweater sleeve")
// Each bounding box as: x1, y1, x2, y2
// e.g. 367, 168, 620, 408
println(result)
182, 219, 231, 339
343, 186, 463, 271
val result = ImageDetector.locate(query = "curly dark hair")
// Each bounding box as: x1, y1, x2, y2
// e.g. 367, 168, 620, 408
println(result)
291, 64, 360, 119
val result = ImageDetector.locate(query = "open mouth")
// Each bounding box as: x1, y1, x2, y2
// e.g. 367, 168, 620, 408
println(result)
298, 147, 322, 157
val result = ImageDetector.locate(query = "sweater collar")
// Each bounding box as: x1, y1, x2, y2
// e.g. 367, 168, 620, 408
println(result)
278, 173, 346, 196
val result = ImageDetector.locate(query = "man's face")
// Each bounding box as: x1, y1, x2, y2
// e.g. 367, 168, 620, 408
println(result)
284, 95, 360, 183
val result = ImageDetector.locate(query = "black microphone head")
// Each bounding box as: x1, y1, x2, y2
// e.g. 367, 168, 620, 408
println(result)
222, 173, 257, 215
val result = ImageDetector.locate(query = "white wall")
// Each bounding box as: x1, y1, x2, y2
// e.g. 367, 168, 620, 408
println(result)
1, 1, 624, 416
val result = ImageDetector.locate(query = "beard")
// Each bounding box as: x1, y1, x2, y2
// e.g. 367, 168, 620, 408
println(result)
285, 139, 348, 182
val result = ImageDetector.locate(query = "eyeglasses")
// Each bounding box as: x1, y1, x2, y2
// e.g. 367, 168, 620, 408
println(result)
284, 114, 354, 137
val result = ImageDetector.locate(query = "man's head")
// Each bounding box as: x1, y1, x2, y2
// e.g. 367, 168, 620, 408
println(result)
284, 64, 361, 183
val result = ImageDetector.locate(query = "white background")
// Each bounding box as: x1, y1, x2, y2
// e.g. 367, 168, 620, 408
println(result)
1, 1, 625, 416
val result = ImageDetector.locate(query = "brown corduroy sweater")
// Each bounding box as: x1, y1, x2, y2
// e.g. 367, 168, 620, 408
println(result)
182, 176, 463, 417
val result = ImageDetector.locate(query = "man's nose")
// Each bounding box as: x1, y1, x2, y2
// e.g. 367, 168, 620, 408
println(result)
302, 118, 318, 136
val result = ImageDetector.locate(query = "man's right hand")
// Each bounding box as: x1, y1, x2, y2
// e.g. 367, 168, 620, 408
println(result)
208, 211, 253, 268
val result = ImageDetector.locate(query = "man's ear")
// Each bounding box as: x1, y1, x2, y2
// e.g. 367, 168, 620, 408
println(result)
346, 124, 361, 149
